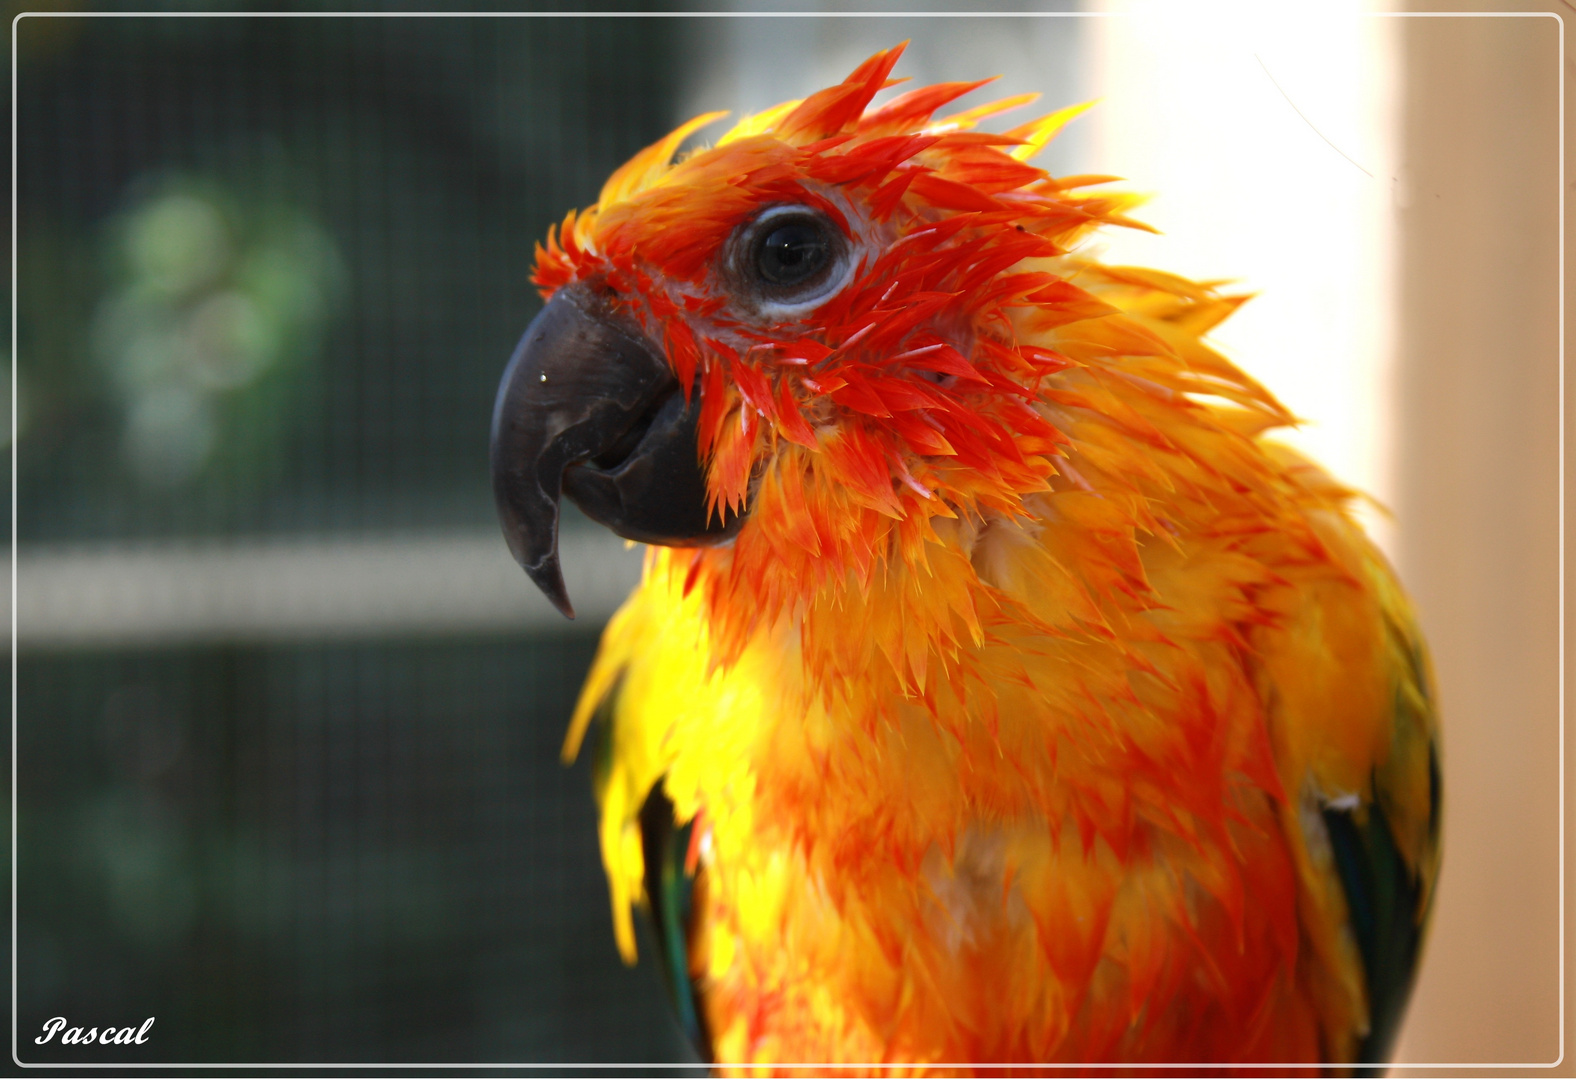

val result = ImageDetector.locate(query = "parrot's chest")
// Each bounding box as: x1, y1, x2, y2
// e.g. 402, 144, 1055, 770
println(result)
611, 563, 1332, 1064
676, 638, 1319, 1064
915, 826, 1032, 953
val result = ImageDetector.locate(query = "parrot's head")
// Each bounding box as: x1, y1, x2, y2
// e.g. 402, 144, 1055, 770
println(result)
491, 43, 1146, 634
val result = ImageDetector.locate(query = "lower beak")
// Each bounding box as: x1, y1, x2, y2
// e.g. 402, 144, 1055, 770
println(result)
489, 285, 744, 617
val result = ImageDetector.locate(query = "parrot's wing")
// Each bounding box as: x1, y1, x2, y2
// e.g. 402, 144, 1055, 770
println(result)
575, 651, 715, 1063
637, 781, 714, 1062
1323, 598, 1441, 1068
1279, 542, 1442, 1071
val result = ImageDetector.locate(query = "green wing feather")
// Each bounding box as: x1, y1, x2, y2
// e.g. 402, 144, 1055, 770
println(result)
638, 784, 714, 1061
584, 672, 713, 1060
1325, 601, 1442, 1070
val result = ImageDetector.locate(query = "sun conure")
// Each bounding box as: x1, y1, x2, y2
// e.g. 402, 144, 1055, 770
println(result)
489, 43, 1440, 1073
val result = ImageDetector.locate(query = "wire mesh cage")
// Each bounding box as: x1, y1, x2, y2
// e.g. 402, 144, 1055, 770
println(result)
15, 13, 699, 1065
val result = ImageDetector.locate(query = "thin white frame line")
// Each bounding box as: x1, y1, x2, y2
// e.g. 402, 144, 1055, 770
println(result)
1550, 0, 1563, 1065
7, 7, 1565, 1072
2, 1063, 1573, 1071
2, 1064, 1574, 1071
0, 7, 1569, 13
10, 3, 18, 1073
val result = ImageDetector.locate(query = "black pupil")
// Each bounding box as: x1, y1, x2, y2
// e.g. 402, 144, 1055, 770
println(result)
757, 221, 828, 287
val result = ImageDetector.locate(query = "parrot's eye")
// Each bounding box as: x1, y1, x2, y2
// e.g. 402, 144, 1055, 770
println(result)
729, 205, 851, 317
757, 221, 830, 287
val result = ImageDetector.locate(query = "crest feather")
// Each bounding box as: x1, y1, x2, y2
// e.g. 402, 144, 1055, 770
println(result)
858, 77, 998, 136
930, 92, 1043, 133
598, 110, 730, 206
776, 43, 908, 142
1007, 100, 1097, 162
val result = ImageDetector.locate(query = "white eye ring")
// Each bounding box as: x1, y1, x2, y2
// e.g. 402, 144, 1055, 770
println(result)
727, 204, 854, 321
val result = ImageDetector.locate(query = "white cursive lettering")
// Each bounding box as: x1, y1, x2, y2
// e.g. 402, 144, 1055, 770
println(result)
33, 1017, 152, 1048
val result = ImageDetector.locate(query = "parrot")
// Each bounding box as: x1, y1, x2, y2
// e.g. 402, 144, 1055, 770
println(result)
488, 44, 1440, 1072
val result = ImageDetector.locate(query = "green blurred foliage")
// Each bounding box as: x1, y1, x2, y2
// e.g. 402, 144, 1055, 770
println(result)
16, 14, 685, 542
93, 175, 343, 489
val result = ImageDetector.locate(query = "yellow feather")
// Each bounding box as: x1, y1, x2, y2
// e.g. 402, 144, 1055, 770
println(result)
1005, 99, 1098, 161
597, 110, 730, 207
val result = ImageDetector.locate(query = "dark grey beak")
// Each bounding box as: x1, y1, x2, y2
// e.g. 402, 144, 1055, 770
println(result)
489, 285, 744, 618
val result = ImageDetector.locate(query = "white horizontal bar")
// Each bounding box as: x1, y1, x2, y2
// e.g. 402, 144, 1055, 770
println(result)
12, 529, 642, 649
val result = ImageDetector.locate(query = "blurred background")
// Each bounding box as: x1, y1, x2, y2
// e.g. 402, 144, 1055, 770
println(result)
8, 2, 1567, 1070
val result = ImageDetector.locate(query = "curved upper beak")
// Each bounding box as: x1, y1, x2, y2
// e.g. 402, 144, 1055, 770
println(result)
489, 285, 743, 618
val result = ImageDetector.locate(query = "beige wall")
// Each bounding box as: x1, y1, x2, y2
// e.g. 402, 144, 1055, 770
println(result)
1389, 5, 1565, 1071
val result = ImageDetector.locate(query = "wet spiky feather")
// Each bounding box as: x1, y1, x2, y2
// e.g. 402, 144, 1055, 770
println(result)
532, 44, 1438, 1072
